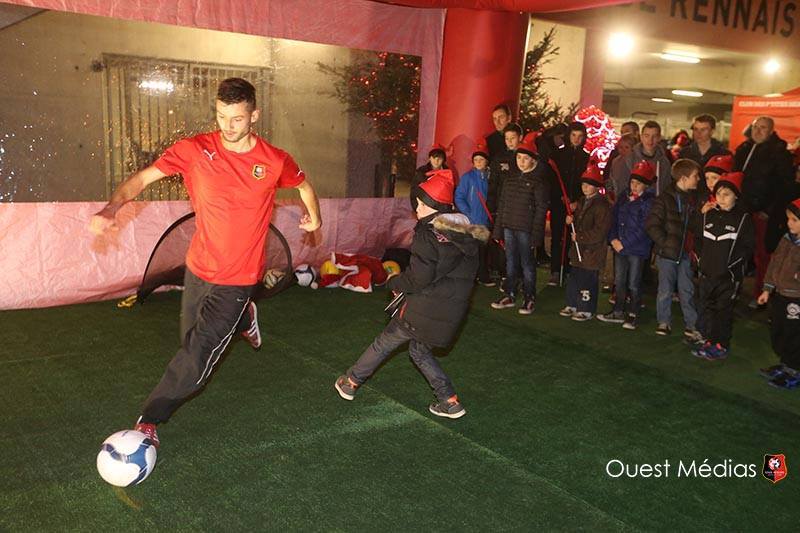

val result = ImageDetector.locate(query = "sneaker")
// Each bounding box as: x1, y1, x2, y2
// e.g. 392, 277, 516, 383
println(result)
703, 343, 729, 361
622, 314, 637, 330
478, 279, 497, 287
134, 421, 160, 449
334, 375, 359, 400
768, 371, 800, 390
547, 273, 559, 287
558, 306, 576, 317
608, 295, 617, 305
428, 396, 466, 419
691, 340, 712, 358
602, 284, 613, 293
571, 311, 593, 322
491, 295, 516, 309
518, 299, 535, 315
759, 364, 787, 379
684, 328, 705, 344
597, 310, 625, 324
655, 323, 671, 336
241, 301, 262, 349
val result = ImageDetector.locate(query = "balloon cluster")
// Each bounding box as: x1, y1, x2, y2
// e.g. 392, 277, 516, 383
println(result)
574, 106, 619, 169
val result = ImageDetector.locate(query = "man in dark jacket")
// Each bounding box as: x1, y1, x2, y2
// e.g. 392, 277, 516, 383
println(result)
679, 114, 731, 200
486, 103, 512, 161
490, 137, 551, 314
733, 116, 795, 304
550, 122, 590, 285
335, 169, 489, 419
645, 159, 703, 340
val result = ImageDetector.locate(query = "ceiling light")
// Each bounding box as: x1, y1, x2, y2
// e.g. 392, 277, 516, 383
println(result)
651, 98, 674, 103
764, 58, 781, 74
659, 52, 700, 64
608, 32, 635, 58
671, 89, 703, 98
764, 93, 783, 97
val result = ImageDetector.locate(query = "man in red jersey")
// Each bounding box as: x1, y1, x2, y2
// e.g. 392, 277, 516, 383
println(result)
89, 78, 321, 447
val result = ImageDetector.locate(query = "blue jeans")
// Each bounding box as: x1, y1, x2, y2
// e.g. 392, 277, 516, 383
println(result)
655, 255, 698, 329
503, 228, 536, 300
347, 318, 456, 402
614, 254, 645, 315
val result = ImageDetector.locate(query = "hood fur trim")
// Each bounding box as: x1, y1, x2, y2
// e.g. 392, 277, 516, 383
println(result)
433, 213, 490, 242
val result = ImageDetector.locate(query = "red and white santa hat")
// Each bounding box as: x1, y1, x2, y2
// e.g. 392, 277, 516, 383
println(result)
580, 162, 604, 187
787, 197, 800, 219
516, 136, 538, 158
472, 142, 489, 161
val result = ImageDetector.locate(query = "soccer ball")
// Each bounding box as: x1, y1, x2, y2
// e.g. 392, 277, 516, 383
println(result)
294, 264, 317, 287
96, 430, 157, 487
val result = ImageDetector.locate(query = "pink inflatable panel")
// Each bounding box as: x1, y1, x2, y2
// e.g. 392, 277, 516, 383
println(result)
0, 199, 415, 310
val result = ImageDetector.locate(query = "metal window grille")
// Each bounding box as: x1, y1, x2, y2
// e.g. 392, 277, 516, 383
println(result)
101, 54, 268, 200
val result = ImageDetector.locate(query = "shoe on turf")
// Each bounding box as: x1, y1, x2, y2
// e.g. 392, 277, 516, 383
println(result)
759, 364, 787, 379
335, 375, 359, 400
691, 340, 712, 358
518, 299, 535, 315
478, 279, 497, 287
491, 295, 516, 309
608, 295, 617, 305
655, 323, 671, 336
683, 328, 705, 344
547, 273, 559, 287
241, 300, 262, 349
703, 343, 729, 361
571, 311, 593, 322
622, 314, 637, 330
559, 306, 576, 317
134, 421, 160, 449
428, 396, 466, 419
768, 370, 800, 390
597, 310, 625, 324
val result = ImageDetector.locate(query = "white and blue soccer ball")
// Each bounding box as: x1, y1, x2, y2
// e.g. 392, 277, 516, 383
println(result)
96, 430, 157, 487
294, 263, 317, 288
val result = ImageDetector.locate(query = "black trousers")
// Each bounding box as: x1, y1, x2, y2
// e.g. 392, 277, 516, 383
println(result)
140, 269, 256, 424
698, 274, 739, 348
770, 293, 800, 370
566, 267, 600, 313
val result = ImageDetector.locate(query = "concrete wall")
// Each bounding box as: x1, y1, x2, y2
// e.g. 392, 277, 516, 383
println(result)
0, 10, 378, 202
528, 18, 586, 111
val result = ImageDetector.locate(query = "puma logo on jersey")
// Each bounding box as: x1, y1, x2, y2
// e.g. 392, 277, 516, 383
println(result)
203, 149, 216, 161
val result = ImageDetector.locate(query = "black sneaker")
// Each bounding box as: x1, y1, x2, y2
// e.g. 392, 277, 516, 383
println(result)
547, 273, 559, 287
518, 299, 535, 315
429, 397, 466, 419
491, 295, 516, 309
597, 311, 625, 324
558, 306, 576, 317
334, 375, 359, 400
622, 314, 637, 330
759, 364, 786, 379
655, 323, 671, 336
241, 301, 262, 349
478, 279, 496, 287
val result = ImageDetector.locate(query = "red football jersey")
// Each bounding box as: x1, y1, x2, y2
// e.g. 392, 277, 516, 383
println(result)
154, 132, 305, 285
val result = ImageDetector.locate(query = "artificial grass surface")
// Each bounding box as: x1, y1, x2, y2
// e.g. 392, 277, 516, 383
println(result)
1, 274, 798, 531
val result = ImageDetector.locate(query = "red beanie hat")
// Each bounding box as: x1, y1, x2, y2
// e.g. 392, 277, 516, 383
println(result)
416, 169, 455, 210
630, 160, 656, 184
428, 143, 447, 158
472, 142, 489, 161
713, 171, 744, 197
789, 197, 800, 218
704, 154, 734, 175
580, 163, 604, 187
516, 137, 538, 158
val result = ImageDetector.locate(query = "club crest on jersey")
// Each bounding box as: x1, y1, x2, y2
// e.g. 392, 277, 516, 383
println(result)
252, 164, 266, 180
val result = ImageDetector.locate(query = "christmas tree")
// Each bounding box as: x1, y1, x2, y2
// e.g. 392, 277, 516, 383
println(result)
518, 27, 579, 134
318, 51, 421, 184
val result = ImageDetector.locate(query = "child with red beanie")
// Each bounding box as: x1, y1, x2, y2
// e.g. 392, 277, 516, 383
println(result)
335, 169, 489, 418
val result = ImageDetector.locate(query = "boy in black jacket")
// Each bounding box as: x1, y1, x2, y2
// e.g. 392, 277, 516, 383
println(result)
335, 169, 489, 419
490, 137, 551, 314
690, 172, 755, 360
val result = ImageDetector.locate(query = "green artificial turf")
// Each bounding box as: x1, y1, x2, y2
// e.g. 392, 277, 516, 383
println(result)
1, 273, 798, 531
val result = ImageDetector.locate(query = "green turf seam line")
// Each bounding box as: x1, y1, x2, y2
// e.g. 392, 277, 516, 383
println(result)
0, 352, 89, 365
267, 334, 635, 531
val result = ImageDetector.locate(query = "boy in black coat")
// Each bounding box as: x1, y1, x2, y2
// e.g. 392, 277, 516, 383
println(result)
690, 172, 755, 360
335, 170, 489, 419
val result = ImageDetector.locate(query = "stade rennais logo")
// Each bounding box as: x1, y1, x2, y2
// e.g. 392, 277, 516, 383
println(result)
762, 454, 788, 484
251, 164, 266, 180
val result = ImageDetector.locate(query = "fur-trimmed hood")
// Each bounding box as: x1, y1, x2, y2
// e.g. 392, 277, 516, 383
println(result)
432, 213, 490, 243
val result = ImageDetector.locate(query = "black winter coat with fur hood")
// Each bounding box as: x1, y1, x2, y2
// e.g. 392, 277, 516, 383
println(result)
388, 212, 490, 347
